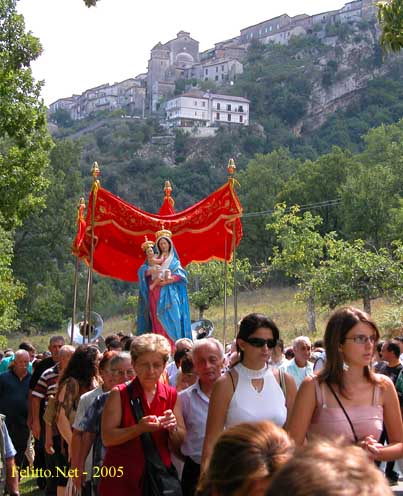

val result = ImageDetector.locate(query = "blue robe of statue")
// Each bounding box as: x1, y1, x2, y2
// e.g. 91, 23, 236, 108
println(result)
137, 238, 192, 345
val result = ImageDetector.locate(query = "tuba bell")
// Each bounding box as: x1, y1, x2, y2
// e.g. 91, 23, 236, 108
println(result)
67, 311, 103, 345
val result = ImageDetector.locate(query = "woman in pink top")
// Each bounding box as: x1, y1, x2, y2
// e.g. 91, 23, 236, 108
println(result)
288, 306, 403, 462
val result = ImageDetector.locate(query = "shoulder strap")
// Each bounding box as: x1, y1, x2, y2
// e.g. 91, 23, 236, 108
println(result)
228, 370, 235, 393
279, 368, 287, 397
312, 375, 322, 405
326, 382, 359, 443
128, 385, 169, 473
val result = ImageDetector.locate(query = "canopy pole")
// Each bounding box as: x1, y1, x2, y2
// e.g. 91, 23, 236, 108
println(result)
84, 162, 100, 344
226, 158, 238, 338
71, 198, 86, 344
223, 235, 228, 347
232, 221, 238, 337
71, 256, 80, 345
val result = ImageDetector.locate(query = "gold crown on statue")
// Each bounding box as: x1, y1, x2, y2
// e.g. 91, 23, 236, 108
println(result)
156, 224, 172, 239
141, 236, 155, 252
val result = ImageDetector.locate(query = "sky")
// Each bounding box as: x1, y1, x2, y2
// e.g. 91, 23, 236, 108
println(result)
18, 0, 346, 106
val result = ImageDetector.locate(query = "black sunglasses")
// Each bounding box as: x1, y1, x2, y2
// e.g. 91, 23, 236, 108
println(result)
245, 337, 277, 349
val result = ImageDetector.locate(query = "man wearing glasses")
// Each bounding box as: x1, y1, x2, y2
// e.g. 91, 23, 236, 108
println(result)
281, 336, 313, 389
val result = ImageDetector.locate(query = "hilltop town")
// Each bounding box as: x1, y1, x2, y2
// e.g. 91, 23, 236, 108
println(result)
49, 0, 377, 129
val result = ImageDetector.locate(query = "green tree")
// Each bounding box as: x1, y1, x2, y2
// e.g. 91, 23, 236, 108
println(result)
378, 0, 403, 53
0, 0, 52, 230
13, 141, 84, 330
267, 204, 330, 332
238, 149, 300, 263
0, 221, 25, 332
187, 259, 261, 319
312, 238, 403, 314
338, 163, 398, 247
278, 146, 355, 233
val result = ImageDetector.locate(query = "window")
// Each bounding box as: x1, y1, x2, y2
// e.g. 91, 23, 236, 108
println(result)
227, 104, 231, 111
205, 69, 208, 75
269, 26, 272, 32
215, 75, 219, 81
217, 103, 220, 110
240, 115, 243, 123
221, 74, 225, 80
216, 67, 218, 73
222, 65, 225, 71
239, 105, 244, 112
202, 101, 206, 107
194, 101, 197, 106
227, 114, 231, 122
216, 113, 220, 120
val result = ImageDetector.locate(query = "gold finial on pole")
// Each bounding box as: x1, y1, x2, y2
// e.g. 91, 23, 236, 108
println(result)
164, 180, 172, 197
227, 158, 236, 176
91, 161, 101, 192
91, 161, 100, 179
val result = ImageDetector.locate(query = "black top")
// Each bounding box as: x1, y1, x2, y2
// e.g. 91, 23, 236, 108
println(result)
29, 356, 55, 390
0, 370, 31, 427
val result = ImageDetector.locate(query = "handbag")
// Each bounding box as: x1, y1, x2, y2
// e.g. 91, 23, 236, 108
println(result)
128, 383, 182, 496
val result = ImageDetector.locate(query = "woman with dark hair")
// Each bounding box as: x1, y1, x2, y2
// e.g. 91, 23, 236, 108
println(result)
137, 231, 192, 350
288, 306, 403, 462
197, 421, 293, 496
201, 313, 296, 470
55, 345, 100, 493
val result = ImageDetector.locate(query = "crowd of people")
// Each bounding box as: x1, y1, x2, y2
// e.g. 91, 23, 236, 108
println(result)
0, 306, 403, 495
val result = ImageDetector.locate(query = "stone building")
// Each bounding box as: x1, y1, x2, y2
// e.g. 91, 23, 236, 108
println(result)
147, 31, 199, 112
165, 90, 249, 127
49, 78, 146, 120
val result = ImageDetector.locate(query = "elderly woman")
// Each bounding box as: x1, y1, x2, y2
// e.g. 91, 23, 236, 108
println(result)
99, 334, 185, 496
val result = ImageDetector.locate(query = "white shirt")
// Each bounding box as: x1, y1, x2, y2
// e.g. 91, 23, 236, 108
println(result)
73, 385, 103, 480
225, 363, 287, 428
166, 360, 179, 387
179, 381, 210, 465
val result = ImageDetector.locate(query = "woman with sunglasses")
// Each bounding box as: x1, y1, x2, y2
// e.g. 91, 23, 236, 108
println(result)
201, 313, 296, 470
288, 306, 403, 462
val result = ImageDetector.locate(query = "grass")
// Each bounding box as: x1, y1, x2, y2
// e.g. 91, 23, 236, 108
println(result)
4, 286, 403, 352
20, 477, 43, 496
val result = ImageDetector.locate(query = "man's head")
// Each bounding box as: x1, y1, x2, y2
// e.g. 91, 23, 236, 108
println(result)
272, 338, 284, 361
175, 338, 193, 353
19, 342, 36, 361
293, 336, 311, 366
381, 341, 401, 364
48, 336, 65, 362
12, 350, 30, 378
58, 345, 75, 372
191, 338, 224, 386
392, 336, 403, 355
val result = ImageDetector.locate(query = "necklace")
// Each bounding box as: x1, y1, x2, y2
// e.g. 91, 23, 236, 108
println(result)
238, 362, 268, 379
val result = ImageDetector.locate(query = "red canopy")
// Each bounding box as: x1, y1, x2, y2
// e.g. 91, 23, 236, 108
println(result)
73, 180, 243, 282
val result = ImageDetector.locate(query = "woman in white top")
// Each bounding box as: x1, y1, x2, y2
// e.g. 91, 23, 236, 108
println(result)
201, 313, 296, 471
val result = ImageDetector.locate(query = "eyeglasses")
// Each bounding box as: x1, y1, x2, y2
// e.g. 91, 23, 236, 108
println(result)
344, 335, 377, 345
245, 337, 277, 349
